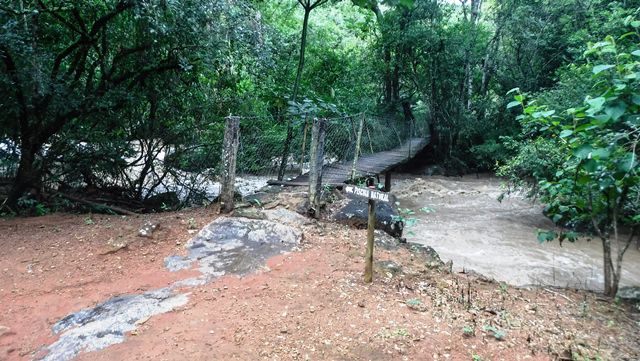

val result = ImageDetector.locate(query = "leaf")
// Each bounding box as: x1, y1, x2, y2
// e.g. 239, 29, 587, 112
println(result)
574, 144, 593, 159
632, 20, 640, 28
592, 64, 615, 74
559, 129, 573, 138
537, 230, 557, 243
632, 50, 640, 57
617, 153, 636, 173
506, 101, 520, 109
583, 158, 598, 173
506, 87, 520, 95
585, 97, 605, 112
605, 101, 627, 121
577, 174, 591, 185
591, 148, 610, 159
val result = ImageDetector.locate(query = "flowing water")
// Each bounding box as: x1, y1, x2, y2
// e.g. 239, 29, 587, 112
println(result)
395, 174, 640, 290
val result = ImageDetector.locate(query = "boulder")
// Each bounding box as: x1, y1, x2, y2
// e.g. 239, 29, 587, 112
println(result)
403, 242, 444, 269
332, 193, 403, 237
165, 215, 302, 277
617, 286, 640, 302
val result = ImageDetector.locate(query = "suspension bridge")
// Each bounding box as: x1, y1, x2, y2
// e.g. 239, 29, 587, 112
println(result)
267, 137, 429, 187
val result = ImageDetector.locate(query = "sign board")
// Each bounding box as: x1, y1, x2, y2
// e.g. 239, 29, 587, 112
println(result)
344, 185, 390, 203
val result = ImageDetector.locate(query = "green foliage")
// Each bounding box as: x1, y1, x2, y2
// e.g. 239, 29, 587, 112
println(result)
462, 325, 475, 337
419, 206, 435, 213
2, 0, 639, 217
501, 28, 640, 295
482, 325, 506, 340
393, 207, 418, 227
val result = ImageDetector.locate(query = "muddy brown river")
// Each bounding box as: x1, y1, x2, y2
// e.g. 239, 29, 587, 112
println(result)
395, 174, 640, 291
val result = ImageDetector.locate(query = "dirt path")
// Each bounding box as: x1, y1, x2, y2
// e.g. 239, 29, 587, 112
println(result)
395, 174, 640, 291
1, 193, 639, 360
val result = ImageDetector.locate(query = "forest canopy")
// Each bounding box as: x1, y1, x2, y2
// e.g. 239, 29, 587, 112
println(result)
1, 0, 639, 219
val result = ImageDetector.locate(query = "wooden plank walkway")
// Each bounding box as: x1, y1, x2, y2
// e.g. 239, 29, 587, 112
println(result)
268, 137, 429, 186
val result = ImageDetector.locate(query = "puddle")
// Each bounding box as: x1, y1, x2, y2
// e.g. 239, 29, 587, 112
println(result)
395, 174, 640, 290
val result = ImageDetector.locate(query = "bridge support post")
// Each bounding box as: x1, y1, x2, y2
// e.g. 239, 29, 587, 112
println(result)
308, 117, 326, 218
384, 172, 391, 192
220, 115, 240, 213
351, 113, 365, 181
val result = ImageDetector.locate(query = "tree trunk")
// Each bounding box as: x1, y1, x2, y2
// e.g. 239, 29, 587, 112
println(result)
366, 3, 393, 106
602, 237, 614, 296
462, 0, 481, 110
291, 9, 310, 104
278, 8, 311, 181
6, 144, 40, 209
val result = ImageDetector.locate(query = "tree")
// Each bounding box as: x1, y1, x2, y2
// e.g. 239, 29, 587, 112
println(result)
277, 0, 331, 181
502, 32, 639, 296
0, 0, 263, 210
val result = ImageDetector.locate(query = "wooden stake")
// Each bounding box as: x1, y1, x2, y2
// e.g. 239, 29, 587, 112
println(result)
384, 172, 391, 192
220, 116, 240, 213
307, 117, 326, 217
364, 198, 376, 283
351, 113, 365, 181
365, 119, 374, 154
299, 117, 309, 175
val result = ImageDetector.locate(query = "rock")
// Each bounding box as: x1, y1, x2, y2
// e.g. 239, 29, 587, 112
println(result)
144, 192, 180, 211
138, 221, 159, 238
461, 268, 496, 283
264, 208, 311, 228
233, 207, 266, 220
44, 288, 188, 361
164, 255, 193, 272
0, 325, 11, 338
375, 260, 403, 276
165, 216, 302, 277
404, 243, 444, 268
243, 192, 277, 206
374, 230, 401, 250
332, 193, 403, 237
99, 238, 128, 255
617, 286, 640, 301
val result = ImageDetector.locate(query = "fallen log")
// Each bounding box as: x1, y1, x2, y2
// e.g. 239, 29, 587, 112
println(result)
56, 192, 139, 216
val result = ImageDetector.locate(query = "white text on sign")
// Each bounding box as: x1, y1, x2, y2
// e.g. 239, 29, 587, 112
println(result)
344, 185, 390, 202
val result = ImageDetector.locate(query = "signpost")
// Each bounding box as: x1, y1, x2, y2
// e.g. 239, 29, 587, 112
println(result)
344, 184, 390, 283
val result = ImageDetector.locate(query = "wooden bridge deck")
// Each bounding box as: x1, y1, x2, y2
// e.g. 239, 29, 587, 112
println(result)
268, 137, 429, 186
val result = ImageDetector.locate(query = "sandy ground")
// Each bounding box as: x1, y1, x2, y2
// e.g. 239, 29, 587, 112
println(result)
0, 190, 639, 360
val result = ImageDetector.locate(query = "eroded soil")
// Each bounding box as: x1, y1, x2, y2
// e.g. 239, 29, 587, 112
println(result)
1, 189, 639, 361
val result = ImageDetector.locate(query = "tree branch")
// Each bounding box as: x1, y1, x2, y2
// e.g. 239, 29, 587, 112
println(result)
0, 45, 29, 138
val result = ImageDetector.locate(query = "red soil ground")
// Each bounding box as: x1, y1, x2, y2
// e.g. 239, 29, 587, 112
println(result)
0, 208, 638, 361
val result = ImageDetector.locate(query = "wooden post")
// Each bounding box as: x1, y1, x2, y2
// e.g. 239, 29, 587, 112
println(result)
351, 113, 365, 181
299, 116, 309, 175
364, 198, 376, 283
384, 172, 391, 192
220, 116, 240, 213
365, 120, 374, 154
307, 117, 326, 217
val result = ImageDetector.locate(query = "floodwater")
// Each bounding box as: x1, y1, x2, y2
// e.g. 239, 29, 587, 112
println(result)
395, 174, 640, 290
